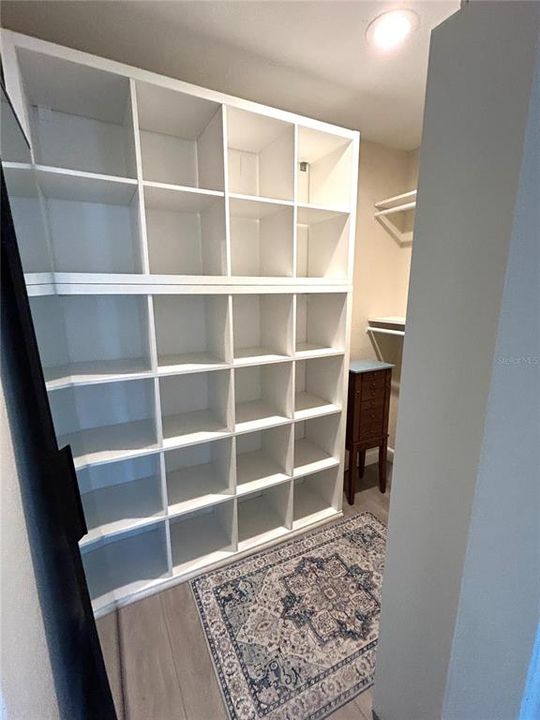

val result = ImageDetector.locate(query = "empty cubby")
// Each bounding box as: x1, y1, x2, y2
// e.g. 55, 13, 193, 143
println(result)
153, 294, 230, 373
227, 107, 294, 200
297, 126, 353, 210
235, 425, 292, 496
49, 378, 158, 467
294, 356, 343, 419
234, 363, 292, 432
136, 82, 224, 190
44, 178, 143, 273
30, 294, 152, 386
237, 482, 291, 551
165, 439, 233, 515
295, 293, 347, 357
232, 294, 293, 364
294, 414, 340, 478
81, 522, 169, 604
17, 48, 137, 177
296, 206, 350, 279
79, 454, 164, 543
293, 467, 340, 529
160, 370, 231, 447
229, 197, 293, 277
144, 184, 226, 275
170, 501, 235, 574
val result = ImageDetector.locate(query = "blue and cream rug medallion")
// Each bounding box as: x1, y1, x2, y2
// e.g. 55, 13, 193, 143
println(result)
191, 512, 386, 720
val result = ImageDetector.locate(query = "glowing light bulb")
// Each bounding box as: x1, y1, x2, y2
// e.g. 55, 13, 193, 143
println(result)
366, 10, 419, 52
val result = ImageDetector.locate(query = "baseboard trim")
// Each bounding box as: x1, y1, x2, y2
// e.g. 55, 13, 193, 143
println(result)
365, 446, 395, 466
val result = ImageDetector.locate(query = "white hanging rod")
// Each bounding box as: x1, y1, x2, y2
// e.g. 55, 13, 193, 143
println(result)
374, 189, 417, 210
374, 200, 416, 218
366, 326, 405, 337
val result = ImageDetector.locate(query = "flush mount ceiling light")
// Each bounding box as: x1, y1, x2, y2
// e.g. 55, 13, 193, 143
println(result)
366, 9, 420, 52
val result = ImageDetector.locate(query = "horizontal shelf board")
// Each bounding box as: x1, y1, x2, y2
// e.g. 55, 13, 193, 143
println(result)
82, 522, 169, 603
293, 438, 339, 478
229, 196, 292, 219
237, 498, 289, 552
235, 400, 290, 433
374, 189, 417, 210
293, 505, 337, 531
45, 358, 153, 390
229, 192, 293, 208
294, 392, 340, 420
171, 511, 233, 574
157, 353, 229, 375
233, 348, 291, 366
295, 343, 344, 360
368, 316, 406, 328
167, 464, 232, 516
236, 450, 290, 496
162, 410, 229, 447
297, 204, 350, 223
80, 475, 164, 546
173, 548, 234, 577
34, 276, 351, 294
35, 165, 137, 204
144, 183, 223, 212
61, 420, 159, 469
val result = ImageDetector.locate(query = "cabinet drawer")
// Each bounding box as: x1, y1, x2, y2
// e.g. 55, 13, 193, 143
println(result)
359, 396, 384, 412
359, 401, 384, 425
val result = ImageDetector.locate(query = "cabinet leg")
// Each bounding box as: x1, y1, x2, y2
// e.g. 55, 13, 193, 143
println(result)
378, 443, 387, 494
358, 450, 366, 479
346, 447, 357, 505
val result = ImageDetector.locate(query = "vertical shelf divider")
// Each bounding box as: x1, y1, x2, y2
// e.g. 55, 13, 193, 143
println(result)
222, 106, 233, 278
129, 78, 151, 275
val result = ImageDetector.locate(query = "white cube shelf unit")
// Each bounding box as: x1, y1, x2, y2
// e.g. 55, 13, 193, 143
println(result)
144, 183, 226, 276
293, 467, 341, 530
30, 294, 153, 388
2, 30, 359, 616
229, 196, 294, 277
78, 454, 164, 545
238, 482, 292, 551
153, 294, 230, 373
296, 205, 350, 279
294, 414, 341, 478
295, 293, 347, 357
232, 294, 293, 364
295, 355, 344, 420
235, 425, 292, 496
234, 363, 292, 432
165, 439, 234, 516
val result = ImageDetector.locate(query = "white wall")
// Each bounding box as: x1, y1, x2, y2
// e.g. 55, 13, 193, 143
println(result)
373, 3, 540, 719
351, 141, 418, 449
443, 39, 540, 720
0, 377, 59, 719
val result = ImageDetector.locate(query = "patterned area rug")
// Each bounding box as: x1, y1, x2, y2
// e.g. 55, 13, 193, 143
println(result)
191, 512, 386, 720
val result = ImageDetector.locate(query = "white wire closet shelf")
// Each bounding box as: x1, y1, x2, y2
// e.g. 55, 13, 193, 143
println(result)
367, 316, 406, 337
3, 28, 359, 616
374, 189, 416, 245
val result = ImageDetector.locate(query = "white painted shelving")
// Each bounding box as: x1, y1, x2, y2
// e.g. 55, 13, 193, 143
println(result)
2, 30, 359, 616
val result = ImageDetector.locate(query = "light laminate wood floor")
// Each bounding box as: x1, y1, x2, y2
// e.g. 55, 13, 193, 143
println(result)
97, 465, 391, 720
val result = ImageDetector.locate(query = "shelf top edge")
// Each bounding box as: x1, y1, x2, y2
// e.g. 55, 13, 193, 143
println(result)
2, 29, 360, 141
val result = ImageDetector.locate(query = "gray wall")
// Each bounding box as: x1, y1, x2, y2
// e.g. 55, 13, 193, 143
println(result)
1, 375, 60, 719
373, 3, 540, 719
